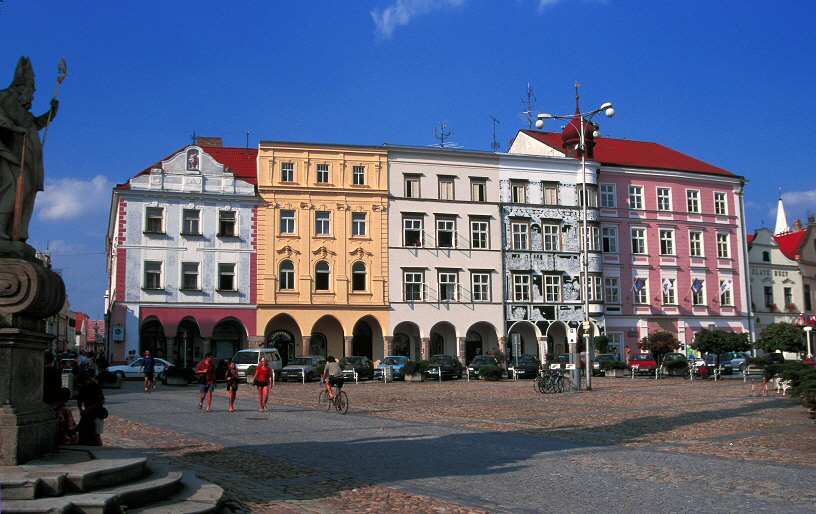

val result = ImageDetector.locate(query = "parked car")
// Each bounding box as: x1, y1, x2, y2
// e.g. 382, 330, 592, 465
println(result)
725, 351, 753, 371
763, 353, 785, 364
661, 353, 686, 365
553, 354, 584, 370
339, 356, 374, 381
703, 354, 733, 375
375, 356, 409, 380
507, 354, 541, 378
426, 355, 465, 380
231, 348, 283, 382
107, 357, 172, 380
803, 356, 816, 367
467, 355, 501, 377
281, 356, 326, 382
629, 353, 657, 375
592, 354, 621, 376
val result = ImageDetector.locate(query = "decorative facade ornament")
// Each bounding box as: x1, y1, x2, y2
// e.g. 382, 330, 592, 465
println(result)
312, 246, 337, 258
349, 247, 373, 258
276, 245, 301, 258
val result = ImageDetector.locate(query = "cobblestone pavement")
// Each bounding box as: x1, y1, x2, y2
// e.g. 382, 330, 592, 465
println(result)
98, 376, 816, 513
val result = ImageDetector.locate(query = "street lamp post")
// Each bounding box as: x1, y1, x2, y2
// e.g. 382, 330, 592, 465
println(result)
804, 325, 812, 358
536, 92, 615, 392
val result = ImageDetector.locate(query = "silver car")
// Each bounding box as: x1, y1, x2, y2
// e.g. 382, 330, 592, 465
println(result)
280, 356, 326, 382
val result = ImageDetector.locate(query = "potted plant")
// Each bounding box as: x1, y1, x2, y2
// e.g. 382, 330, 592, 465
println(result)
401, 360, 429, 381
245, 365, 257, 384
600, 359, 628, 378
95, 370, 123, 389
478, 365, 503, 381
661, 359, 689, 377
163, 365, 195, 385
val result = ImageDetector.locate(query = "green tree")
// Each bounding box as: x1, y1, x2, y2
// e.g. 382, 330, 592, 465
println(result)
756, 322, 806, 354
691, 329, 751, 366
638, 330, 680, 362
594, 335, 610, 354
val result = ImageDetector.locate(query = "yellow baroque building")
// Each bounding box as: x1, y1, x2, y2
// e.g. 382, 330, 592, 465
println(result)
256, 142, 389, 363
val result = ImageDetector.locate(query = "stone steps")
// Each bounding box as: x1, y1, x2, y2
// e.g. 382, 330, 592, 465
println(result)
0, 447, 222, 514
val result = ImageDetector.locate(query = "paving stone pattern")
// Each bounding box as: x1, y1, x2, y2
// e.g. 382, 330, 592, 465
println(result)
97, 376, 816, 513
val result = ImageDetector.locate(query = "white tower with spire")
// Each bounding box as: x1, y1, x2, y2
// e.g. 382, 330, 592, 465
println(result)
774, 193, 790, 235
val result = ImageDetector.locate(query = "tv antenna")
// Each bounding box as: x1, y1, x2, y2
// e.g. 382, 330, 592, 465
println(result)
489, 115, 500, 151
431, 121, 461, 148
520, 83, 537, 129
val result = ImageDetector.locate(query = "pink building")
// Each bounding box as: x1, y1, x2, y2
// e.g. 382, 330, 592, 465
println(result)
511, 128, 750, 357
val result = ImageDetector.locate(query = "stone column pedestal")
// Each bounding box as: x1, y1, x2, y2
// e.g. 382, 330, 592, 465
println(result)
0, 244, 66, 465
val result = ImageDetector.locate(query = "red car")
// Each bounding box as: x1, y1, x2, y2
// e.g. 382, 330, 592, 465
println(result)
629, 353, 658, 375
802, 356, 816, 367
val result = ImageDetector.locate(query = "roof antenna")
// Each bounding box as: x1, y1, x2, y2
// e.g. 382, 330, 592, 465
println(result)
190, 131, 197, 145
489, 115, 500, 151
434, 121, 450, 148
520, 83, 537, 129
246, 131, 250, 155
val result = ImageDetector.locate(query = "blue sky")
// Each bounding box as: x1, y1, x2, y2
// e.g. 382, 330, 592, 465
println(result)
2, 0, 814, 319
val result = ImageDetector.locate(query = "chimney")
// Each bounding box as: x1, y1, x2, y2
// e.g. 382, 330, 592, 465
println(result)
793, 219, 803, 232
196, 137, 223, 147
809, 213, 815, 225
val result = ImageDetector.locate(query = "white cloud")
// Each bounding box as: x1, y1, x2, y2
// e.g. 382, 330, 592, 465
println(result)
36, 175, 113, 221
371, 0, 467, 39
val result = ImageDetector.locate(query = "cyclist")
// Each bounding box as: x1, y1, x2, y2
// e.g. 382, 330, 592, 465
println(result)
322, 355, 344, 399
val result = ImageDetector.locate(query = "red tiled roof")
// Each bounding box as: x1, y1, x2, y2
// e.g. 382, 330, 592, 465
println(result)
775, 230, 806, 260
518, 130, 737, 177
118, 145, 257, 188
746, 234, 754, 243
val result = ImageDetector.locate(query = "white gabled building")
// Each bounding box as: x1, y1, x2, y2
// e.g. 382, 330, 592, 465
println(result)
105, 139, 259, 365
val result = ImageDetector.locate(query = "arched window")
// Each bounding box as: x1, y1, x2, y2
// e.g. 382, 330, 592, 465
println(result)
762, 251, 771, 262
315, 261, 330, 291
279, 260, 295, 290
351, 261, 367, 292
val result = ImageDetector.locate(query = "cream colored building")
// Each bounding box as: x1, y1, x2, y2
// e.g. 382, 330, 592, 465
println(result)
255, 142, 389, 363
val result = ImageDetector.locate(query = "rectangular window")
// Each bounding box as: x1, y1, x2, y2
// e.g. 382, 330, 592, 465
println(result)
806, 284, 813, 311
513, 274, 530, 302
144, 261, 162, 289
714, 192, 727, 215
436, 219, 455, 248
352, 165, 365, 185
657, 188, 671, 211
600, 183, 616, 208
182, 209, 200, 235
472, 273, 490, 302
634, 278, 648, 304
471, 179, 487, 202
580, 226, 600, 251
218, 210, 236, 237
403, 218, 423, 247
544, 275, 561, 303
764, 286, 774, 308
721, 281, 732, 306
280, 210, 295, 234
511, 182, 526, 203
578, 186, 597, 207
659, 229, 675, 255
692, 280, 705, 305
471, 220, 488, 249
281, 162, 294, 182
602, 227, 618, 253
145, 207, 164, 233
661, 278, 676, 304
784, 287, 793, 309
512, 223, 529, 250
315, 211, 330, 236
218, 263, 236, 291
542, 224, 560, 251
404, 271, 424, 301
352, 212, 367, 237
181, 262, 200, 290
687, 190, 700, 213
439, 177, 454, 200
542, 182, 558, 205
689, 231, 703, 257
316, 163, 329, 184
631, 228, 646, 254
438, 272, 458, 301
604, 277, 620, 304
717, 233, 730, 258
586, 275, 603, 302
629, 185, 644, 210
405, 175, 420, 198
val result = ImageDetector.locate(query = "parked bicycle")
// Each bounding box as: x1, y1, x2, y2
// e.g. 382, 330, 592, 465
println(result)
534, 368, 570, 393
318, 382, 348, 414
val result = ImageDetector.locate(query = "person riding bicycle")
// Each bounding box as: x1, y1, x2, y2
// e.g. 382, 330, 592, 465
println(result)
322, 355, 344, 400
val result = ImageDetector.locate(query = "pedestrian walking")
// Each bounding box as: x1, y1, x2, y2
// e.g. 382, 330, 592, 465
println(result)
196, 353, 216, 412
138, 350, 156, 393
225, 361, 239, 412
76, 371, 105, 446
253, 357, 272, 412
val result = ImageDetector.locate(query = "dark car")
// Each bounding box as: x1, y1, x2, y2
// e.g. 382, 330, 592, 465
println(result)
507, 354, 541, 378
592, 353, 621, 376
703, 354, 733, 375
426, 355, 465, 380
467, 355, 501, 377
339, 356, 374, 381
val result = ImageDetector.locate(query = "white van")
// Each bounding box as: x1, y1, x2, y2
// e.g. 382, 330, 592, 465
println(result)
231, 348, 282, 383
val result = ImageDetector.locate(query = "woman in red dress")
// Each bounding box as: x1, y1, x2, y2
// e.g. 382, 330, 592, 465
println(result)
253, 358, 271, 412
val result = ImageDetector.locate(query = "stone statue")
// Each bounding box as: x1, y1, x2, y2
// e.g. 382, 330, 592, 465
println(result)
0, 57, 59, 242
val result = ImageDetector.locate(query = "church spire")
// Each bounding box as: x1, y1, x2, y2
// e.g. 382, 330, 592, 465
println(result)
774, 191, 790, 235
